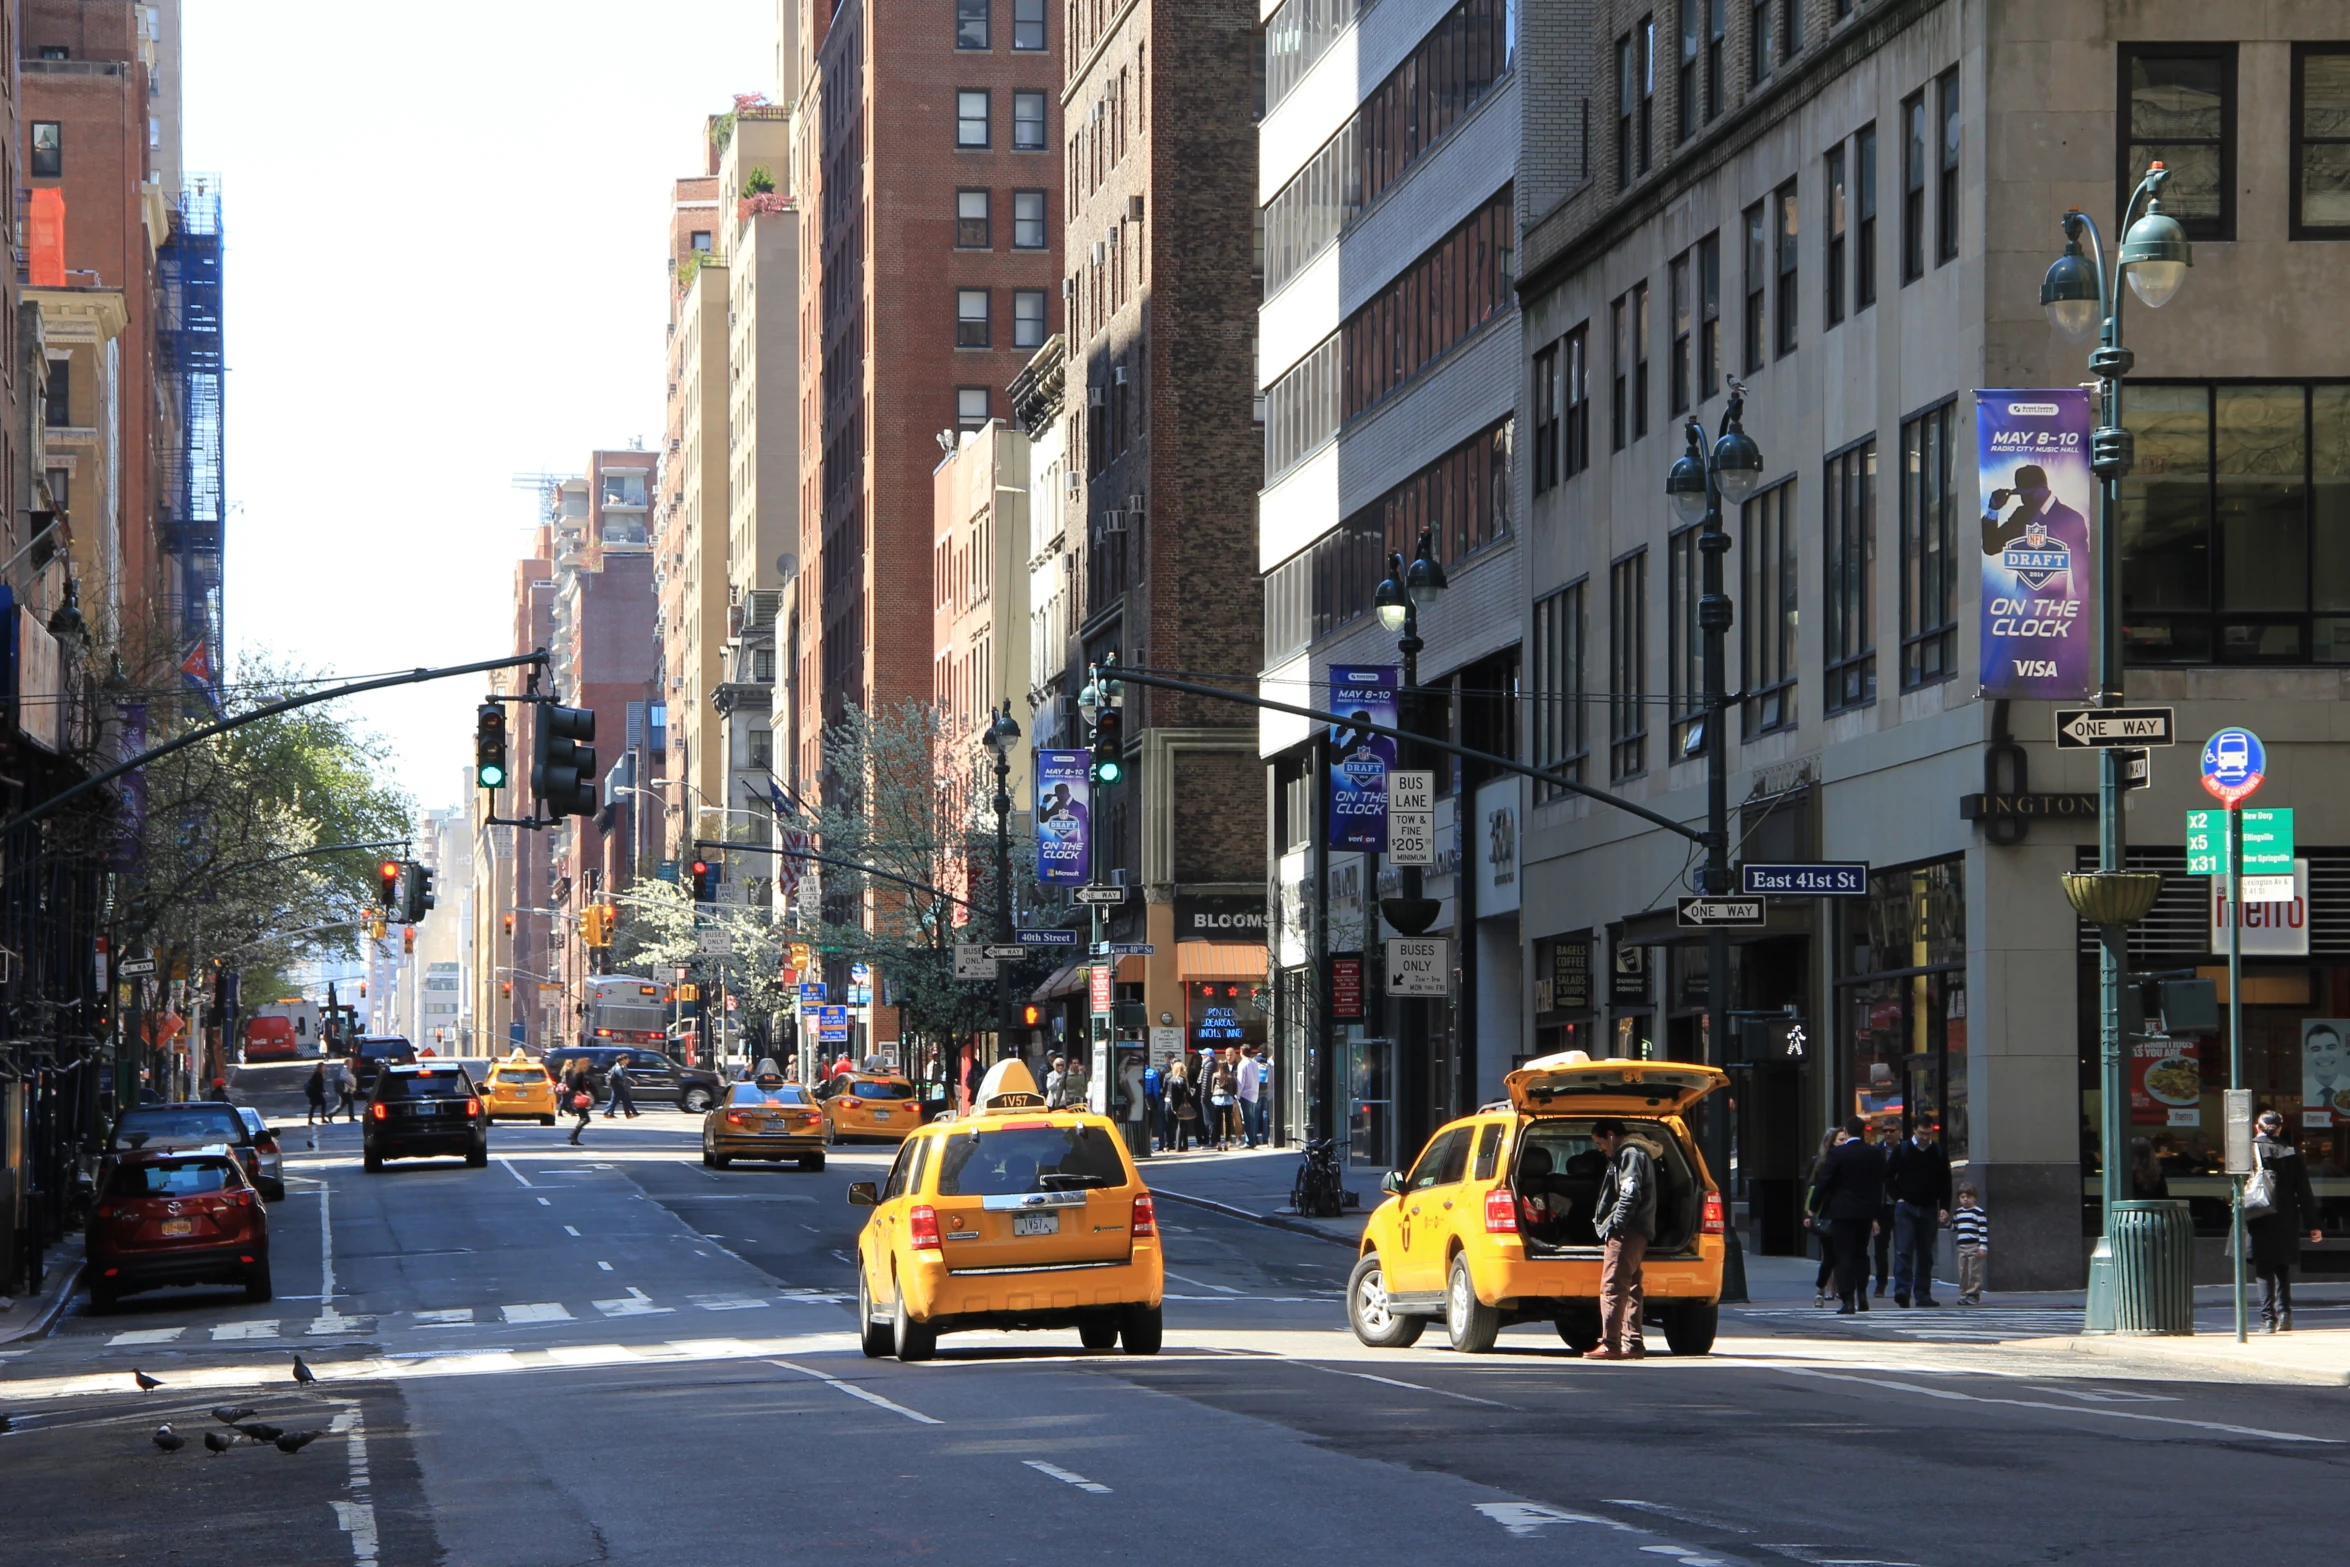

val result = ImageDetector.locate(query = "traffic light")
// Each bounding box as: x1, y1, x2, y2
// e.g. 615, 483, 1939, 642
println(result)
790, 941, 811, 971
399, 863, 435, 925
1089, 705, 1125, 785
582, 904, 613, 948
474, 703, 509, 789
378, 859, 400, 907
688, 857, 713, 902
403, 926, 416, 954
503, 912, 515, 934
1023, 1004, 1041, 1027
531, 704, 598, 817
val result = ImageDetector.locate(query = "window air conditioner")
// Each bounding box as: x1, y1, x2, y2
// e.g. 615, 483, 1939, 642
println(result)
1062, 277, 1075, 299
1127, 493, 1144, 513
1101, 509, 1126, 534
1088, 384, 1106, 408
1064, 469, 1081, 492
1112, 364, 1127, 385
1128, 195, 1145, 222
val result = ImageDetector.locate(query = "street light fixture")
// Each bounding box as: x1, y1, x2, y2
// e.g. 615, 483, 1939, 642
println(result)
983, 703, 1022, 1066
2037, 161, 2192, 1337
1663, 376, 1761, 1306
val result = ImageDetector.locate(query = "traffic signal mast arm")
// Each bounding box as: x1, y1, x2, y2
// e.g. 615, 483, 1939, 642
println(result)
690, 838, 1004, 923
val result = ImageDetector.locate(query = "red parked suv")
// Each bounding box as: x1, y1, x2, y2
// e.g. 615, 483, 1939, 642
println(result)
87, 1147, 271, 1312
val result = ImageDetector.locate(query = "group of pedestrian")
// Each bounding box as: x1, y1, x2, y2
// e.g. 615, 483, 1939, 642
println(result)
1042, 1053, 1090, 1109
303, 1057, 362, 1124
1144, 1045, 1267, 1152
1804, 1117, 1979, 1313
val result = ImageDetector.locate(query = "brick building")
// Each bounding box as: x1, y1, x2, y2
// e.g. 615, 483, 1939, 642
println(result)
658, 169, 724, 864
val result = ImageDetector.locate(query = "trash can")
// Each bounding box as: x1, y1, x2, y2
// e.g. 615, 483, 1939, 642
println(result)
2110, 1200, 2195, 1335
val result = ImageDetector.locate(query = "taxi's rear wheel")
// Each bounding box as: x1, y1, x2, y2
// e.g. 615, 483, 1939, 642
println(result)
1119, 1305, 1162, 1355
799, 1154, 825, 1172
892, 1285, 937, 1362
1346, 1253, 1425, 1349
710, 1152, 733, 1169
1662, 1302, 1719, 1356
857, 1272, 891, 1359
540, 1115, 556, 1126
1444, 1254, 1501, 1354
1078, 1316, 1119, 1351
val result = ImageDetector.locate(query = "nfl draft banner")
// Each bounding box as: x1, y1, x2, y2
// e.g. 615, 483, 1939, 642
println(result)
1977, 389, 2095, 700
1327, 665, 1398, 852
1035, 749, 1092, 884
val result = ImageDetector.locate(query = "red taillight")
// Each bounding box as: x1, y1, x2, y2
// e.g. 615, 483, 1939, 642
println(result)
1484, 1186, 1520, 1234
907, 1204, 942, 1251
725, 1112, 746, 1126
370, 1103, 387, 1121
466, 1098, 481, 1118
1702, 1191, 1725, 1235
234, 1190, 256, 1209
96, 1205, 114, 1221
842, 1098, 861, 1110
1131, 1192, 1157, 1239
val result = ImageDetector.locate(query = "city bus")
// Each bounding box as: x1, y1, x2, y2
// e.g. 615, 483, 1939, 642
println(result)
583, 976, 670, 1049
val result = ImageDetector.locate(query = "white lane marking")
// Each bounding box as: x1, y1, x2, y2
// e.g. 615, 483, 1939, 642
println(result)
597, 1261, 614, 1272
211, 1320, 281, 1341
688, 1294, 771, 1311
1163, 1270, 1245, 1295
412, 1310, 474, 1327
1605, 1500, 1754, 1533
106, 1327, 184, 1346
1024, 1459, 1112, 1494
2023, 1384, 2179, 1404
501, 1303, 573, 1323
1782, 1367, 2340, 1444
1296, 1359, 1511, 1408
1475, 1502, 1635, 1537
1639, 1548, 1728, 1565
769, 1358, 943, 1425
330, 1400, 378, 1565
801, 1224, 821, 1233
500, 1159, 534, 1188
309, 1179, 357, 1336
1760, 1551, 1919, 1567
536, 1197, 551, 1208
563, 1226, 581, 1237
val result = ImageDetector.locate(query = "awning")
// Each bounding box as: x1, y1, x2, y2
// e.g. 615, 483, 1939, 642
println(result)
1032, 962, 1087, 1002
1176, 941, 1267, 979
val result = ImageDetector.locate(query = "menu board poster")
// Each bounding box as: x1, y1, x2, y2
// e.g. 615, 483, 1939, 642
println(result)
2131, 1036, 2205, 1127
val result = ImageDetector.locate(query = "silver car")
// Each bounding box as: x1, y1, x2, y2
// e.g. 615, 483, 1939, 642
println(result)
235, 1106, 288, 1201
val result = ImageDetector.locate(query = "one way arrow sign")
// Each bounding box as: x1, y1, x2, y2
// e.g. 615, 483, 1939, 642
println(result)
2054, 707, 2175, 749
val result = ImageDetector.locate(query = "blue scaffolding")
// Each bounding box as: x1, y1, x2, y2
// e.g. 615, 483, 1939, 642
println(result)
156, 177, 223, 699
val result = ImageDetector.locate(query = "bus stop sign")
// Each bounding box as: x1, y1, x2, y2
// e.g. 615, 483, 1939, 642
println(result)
2199, 727, 2265, 807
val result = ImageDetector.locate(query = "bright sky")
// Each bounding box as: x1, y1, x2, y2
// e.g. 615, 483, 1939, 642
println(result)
187, 0, 773, 817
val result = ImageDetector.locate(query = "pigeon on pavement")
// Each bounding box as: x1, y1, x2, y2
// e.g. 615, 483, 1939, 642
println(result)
203, 1430, 236, 1455
132, 1369, 162, 1392
210, 1405, 257, 1426
291, 1354, 317, 1385
153, 1424, 185, 1453
233, 1421, 285, 1445
274, 1430, 323, 1454
0, 1412, 19, 1434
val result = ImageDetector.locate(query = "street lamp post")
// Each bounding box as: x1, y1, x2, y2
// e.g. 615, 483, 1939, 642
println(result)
2039, 163, 2191, 1334
1668, 379, 1766, 1307
984, 704, 1023, 1065
1374, 531, 1446, 1166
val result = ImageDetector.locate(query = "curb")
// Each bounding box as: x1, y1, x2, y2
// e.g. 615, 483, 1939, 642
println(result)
1149, 1186, 1364, 1249
2027, 1331, 2350, 1388
0, 1254, 84, 1347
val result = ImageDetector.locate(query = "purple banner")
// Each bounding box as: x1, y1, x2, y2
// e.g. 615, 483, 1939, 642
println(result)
1327, 665, 1398, 852
1977, 389, 2094, 700
1035, 749, 1091, 885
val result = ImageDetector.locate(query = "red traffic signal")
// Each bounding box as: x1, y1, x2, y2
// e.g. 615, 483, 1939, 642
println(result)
378, 860, 401, 907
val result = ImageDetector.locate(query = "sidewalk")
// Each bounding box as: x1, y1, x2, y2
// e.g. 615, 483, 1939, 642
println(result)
1143, 1146, 1377, 1246
0, 1233, 84, 1346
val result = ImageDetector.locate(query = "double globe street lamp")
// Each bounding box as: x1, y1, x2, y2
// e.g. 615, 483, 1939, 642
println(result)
1369, 532, 1447, 1163
982, 703, 1024, 1063
2038, 163, 2191, 1334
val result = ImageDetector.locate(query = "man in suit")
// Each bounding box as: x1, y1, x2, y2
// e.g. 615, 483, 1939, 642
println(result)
1810, 1117, 1887, 1314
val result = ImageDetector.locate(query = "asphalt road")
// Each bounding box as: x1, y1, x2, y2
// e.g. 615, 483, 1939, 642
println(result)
5, 1087, 2344, 1566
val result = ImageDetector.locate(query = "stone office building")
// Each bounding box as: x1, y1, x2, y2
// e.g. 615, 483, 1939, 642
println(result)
1511, 0, 2349, 1284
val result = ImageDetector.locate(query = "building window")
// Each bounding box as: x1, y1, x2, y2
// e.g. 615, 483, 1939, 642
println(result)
1697, 231, 1720, 400
30, 122, 59, 178
957, 289, 992, 347
1638, 17, 1655, 176
1742, 478, 1797, 734
1772, 179, 1798, 358
1899, 398, 1957, 688
2120, 44, 2234, 241
44, 467, 68, 514
1617, 33, 1636, 190
1823, 436, 1877, 712
690, 230, 713, 252
956, 188, 991, 248
1741, 200, 1765, 373
1263, 334, 1339, 482
1564, 323, 1592, 477
1013, 289, 1048, 348
1668, 253, 1692, 416
1533, 344, 1561, 493
1609, 551, 1648, 779
1532, 582, 1588, 790
1667, 527, 1703, 757
957, 387, 990, 428
2120, 381, 2350, 665
1611, 285, 1649, 450
753, 647, 776, 683
1014, 0, 1047, 50
2293, 46, 2350, 238
1749, 0, 1771, 87
1779, 0, 1801, 60
1706, 0, 1725, 122
1013, 189, 1048, 248
1634, 281, 1651, 438
1339, 187, 1514, 421
958, 90, 992, 147
1854, 122, 1878, 309
1936, 67, 1960, 264
42, 358, 68, 427
958, 0, 990, 49
1014, 91, 1048, 150
749, 730, 774, 769
1678, 0, 1700, 144
1824, 144, 1847, 327
1901, 88, 1925, 282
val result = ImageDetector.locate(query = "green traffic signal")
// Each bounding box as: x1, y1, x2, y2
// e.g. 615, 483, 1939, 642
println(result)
475, 702, 509, 791
1095, 755, 1123, 784
478, 760, 507, 789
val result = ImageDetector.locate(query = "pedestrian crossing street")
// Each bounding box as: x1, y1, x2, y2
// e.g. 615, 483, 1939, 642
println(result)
104, 1286, 853, 1347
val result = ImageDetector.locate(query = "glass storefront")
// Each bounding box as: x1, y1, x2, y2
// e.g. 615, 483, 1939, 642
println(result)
1838, 858, 1968, 1152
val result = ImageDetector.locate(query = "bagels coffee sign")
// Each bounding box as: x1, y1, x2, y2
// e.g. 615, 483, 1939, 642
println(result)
1175, 894, 1267, 940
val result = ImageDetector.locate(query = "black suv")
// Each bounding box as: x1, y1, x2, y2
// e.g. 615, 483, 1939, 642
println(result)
352, 1035, 417, 1096
544, 1046, 724, 1113
363, 1063, 488, 1172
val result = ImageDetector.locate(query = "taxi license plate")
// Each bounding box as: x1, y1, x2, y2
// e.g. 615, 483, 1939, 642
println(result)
871, 1110, 891, 1120
160, 1219, 193, 1236
1012, 1213, 1060, 1237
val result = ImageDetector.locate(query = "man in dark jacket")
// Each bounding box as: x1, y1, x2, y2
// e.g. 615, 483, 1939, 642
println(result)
1810, 1117, 1886, 1314
1885, 1122, 1953, 1307
1587, 1119, 1658, 1359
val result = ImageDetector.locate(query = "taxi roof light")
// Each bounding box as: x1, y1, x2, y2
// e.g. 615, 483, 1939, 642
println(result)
973, 1058, 1048, 1114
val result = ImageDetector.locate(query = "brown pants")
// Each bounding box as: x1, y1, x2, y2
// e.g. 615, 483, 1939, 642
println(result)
1600, 1231, 1648, 1352
1958, 1246, 1985, 1302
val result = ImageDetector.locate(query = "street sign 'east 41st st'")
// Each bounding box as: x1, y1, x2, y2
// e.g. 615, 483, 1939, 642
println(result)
1740, 862, 1867, 896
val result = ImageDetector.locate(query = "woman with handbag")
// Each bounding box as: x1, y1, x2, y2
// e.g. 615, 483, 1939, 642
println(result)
1803, 1126, 1845, 1308
564, 1060, 596, 1146
2246, 1110, 2322, 1332
1167, 1060, 1199, 1152
1207, 1055, 1238, 1150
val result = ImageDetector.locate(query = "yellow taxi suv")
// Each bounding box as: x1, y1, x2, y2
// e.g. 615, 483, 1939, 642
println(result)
482, 1053, 558, 1125
819, 1073, 921, 1141
1347, 1051, 1727, 1357
703, 1075, 828, 1170
849, 1058, 1163, 1362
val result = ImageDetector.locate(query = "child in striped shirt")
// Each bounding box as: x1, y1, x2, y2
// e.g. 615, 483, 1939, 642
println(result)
1952, 1183, 1990, 1304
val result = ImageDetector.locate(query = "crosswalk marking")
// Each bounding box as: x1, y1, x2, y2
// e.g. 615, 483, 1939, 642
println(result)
210, 1320, 280, 1341
106, 1327, 185, 1346
501, 1302, 573, 1323
688, 1294, 769, 1311
414, 1309, 475, 1326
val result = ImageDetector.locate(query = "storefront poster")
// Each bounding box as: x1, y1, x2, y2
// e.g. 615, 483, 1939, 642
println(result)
1327, 665, 1398, 851
2305, 1019, 2349, 1128
2131, 1036, 2204, 1126
1976, 389, 2094, 700
1035, 749, 1091, 884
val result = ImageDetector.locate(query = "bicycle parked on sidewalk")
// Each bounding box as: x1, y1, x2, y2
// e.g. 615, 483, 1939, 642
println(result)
1292, 1138, 1348, 1217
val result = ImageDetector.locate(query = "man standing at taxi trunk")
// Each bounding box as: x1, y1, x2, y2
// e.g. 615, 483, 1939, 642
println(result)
1587, 1119, 1656, 1360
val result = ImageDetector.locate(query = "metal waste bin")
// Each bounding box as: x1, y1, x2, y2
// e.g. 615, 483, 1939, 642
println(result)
2110, 1200, 2195, 1335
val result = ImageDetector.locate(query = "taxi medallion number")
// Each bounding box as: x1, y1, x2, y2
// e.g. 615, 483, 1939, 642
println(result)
1013, 1212, 1061, 1236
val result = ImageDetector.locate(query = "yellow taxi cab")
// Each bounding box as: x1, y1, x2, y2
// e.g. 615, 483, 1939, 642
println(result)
1347, 1050, 1727, 1356
481, 1052, 558, 1125
849, 1058, 1163, 1362
818, 1072, 922, 1141
703, 1074, 828, 1170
